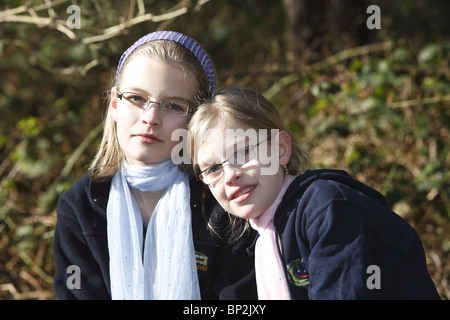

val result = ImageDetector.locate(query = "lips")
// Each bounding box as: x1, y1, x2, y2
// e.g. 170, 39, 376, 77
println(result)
134, 133, 163, 144
230, 185, 256, 202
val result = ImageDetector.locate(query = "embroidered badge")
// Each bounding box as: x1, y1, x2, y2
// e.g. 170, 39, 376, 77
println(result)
195, 251, 208, 271
287, 258, 309, 286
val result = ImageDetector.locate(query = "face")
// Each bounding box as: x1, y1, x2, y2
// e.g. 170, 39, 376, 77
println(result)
111, 56, 198, 166
196, 122, 292, 220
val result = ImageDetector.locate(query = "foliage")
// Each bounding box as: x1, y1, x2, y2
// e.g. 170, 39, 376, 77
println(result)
0, 0, 449, 299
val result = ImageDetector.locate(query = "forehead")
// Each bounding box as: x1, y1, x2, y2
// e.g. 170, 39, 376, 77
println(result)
119, 56, 198, 99
196, 121, 258, 166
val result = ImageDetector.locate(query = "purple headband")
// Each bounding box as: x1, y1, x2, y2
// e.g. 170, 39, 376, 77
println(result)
115, 31, 215, 93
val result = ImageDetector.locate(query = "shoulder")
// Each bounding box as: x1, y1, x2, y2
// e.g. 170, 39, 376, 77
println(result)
281, 170, 416, 246
58, 174, 91, 213
276, 169, 397, 231
57, 174, 110, 229
284, 169, 388, 210
281, 170, 354, 214
61, 174, 91, 199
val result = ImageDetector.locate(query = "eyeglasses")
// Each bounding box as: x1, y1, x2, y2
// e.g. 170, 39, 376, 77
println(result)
199, 139, 269, 185
117, 90, 193, 117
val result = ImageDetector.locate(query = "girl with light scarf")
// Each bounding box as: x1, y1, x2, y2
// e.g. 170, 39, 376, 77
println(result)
96, 31, 215, 299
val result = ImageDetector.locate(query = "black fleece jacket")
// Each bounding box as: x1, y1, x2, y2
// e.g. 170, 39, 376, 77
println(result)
53, 174, 257, 300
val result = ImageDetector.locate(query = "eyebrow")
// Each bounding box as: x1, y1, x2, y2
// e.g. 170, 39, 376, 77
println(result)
123, 87, 192, 103
198, 140, 246, 170
198, 155, 216, 172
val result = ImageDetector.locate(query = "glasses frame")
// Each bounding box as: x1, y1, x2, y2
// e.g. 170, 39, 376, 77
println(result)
199, 138, 270, 185
116, 90, 195, 117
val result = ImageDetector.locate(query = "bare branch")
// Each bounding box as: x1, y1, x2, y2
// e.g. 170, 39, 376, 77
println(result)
0, 5, 28, 20
309, 41, 393, 72
388, 94, 450, 109
55, 23, 77, 40
0, 0, 211, 43
81, 7, 188, 44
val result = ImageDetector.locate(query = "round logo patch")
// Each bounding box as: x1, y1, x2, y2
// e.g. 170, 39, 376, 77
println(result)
287, 259, 309, 286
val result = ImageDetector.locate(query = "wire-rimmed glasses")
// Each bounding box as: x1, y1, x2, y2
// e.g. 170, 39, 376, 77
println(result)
199, 139, 269, 185
117, 90, 193, 116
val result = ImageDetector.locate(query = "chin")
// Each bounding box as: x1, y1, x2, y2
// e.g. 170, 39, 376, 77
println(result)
233, 209, 264, 221
127, 156, 169, 166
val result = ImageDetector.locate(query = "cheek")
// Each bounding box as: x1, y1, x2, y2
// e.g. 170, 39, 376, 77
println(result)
118, 104, 139, 119
168, 117, 189, 132
115, 108, 138, 139
209, 186, 228, 208
166, 117, 189, 144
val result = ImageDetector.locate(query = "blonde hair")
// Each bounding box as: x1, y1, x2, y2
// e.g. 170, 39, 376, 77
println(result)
188, 86, 310, 178
89, 40, 212, 182
187, 86, 310, 243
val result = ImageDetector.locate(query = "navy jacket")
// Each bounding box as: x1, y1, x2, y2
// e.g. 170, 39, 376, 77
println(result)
53, 174, 257, 300
269, 169, 440, 299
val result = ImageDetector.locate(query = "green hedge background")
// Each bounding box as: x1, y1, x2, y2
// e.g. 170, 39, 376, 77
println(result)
0, 0, 448, 299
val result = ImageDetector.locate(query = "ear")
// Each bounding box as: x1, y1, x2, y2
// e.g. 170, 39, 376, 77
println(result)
110, 87, 118, 122
278, 130, 292, 166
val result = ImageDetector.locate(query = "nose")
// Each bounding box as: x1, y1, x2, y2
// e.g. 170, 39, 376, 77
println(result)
141, 102, 161, 127
222, 163, 242, 185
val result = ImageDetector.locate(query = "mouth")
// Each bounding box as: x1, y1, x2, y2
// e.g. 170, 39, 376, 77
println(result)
230, 185, 256, 202
134, 133, 163, 144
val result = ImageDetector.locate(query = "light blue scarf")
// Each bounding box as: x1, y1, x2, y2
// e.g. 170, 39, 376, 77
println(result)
107, 160, 200, 299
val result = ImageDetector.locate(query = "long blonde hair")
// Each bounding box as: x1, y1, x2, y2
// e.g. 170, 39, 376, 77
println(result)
89, 40, 212, 182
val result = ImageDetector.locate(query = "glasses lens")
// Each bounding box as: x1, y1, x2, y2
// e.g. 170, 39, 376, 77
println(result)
231, 146, 255, 166
121, 92, 149, 109
199, 145, 258, 184
160, 100, 190, 116
200, 164, 223, 184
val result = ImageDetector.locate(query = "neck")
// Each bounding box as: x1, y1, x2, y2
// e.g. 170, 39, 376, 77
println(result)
130, 187, 166, 224
250, 175, 295, 230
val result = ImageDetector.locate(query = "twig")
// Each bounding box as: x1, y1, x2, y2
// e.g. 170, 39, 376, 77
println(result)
18, 250, 53, 285
387, 94, 450, 109
0, 14, 52, 25
263, 73, 300, 100
0, 284, 20, 300
0, 0, 66, 21
0, 0, 205, 43
55, 23, 77, 39
137, 0, 146, 15
61, 122, 103, 178
309, 41, 393, 72
81, 7, 188, 44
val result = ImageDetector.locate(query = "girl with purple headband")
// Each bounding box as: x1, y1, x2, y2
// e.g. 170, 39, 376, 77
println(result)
53, 31, 256, 300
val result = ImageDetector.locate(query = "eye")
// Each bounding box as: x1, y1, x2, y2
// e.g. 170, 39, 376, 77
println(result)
233, 146, 252, 164
236, 146, 251, 157
162, 100, 189, 114
168, 103, 183, 111
206, 164, 223, 175
124, 93, 148, 106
